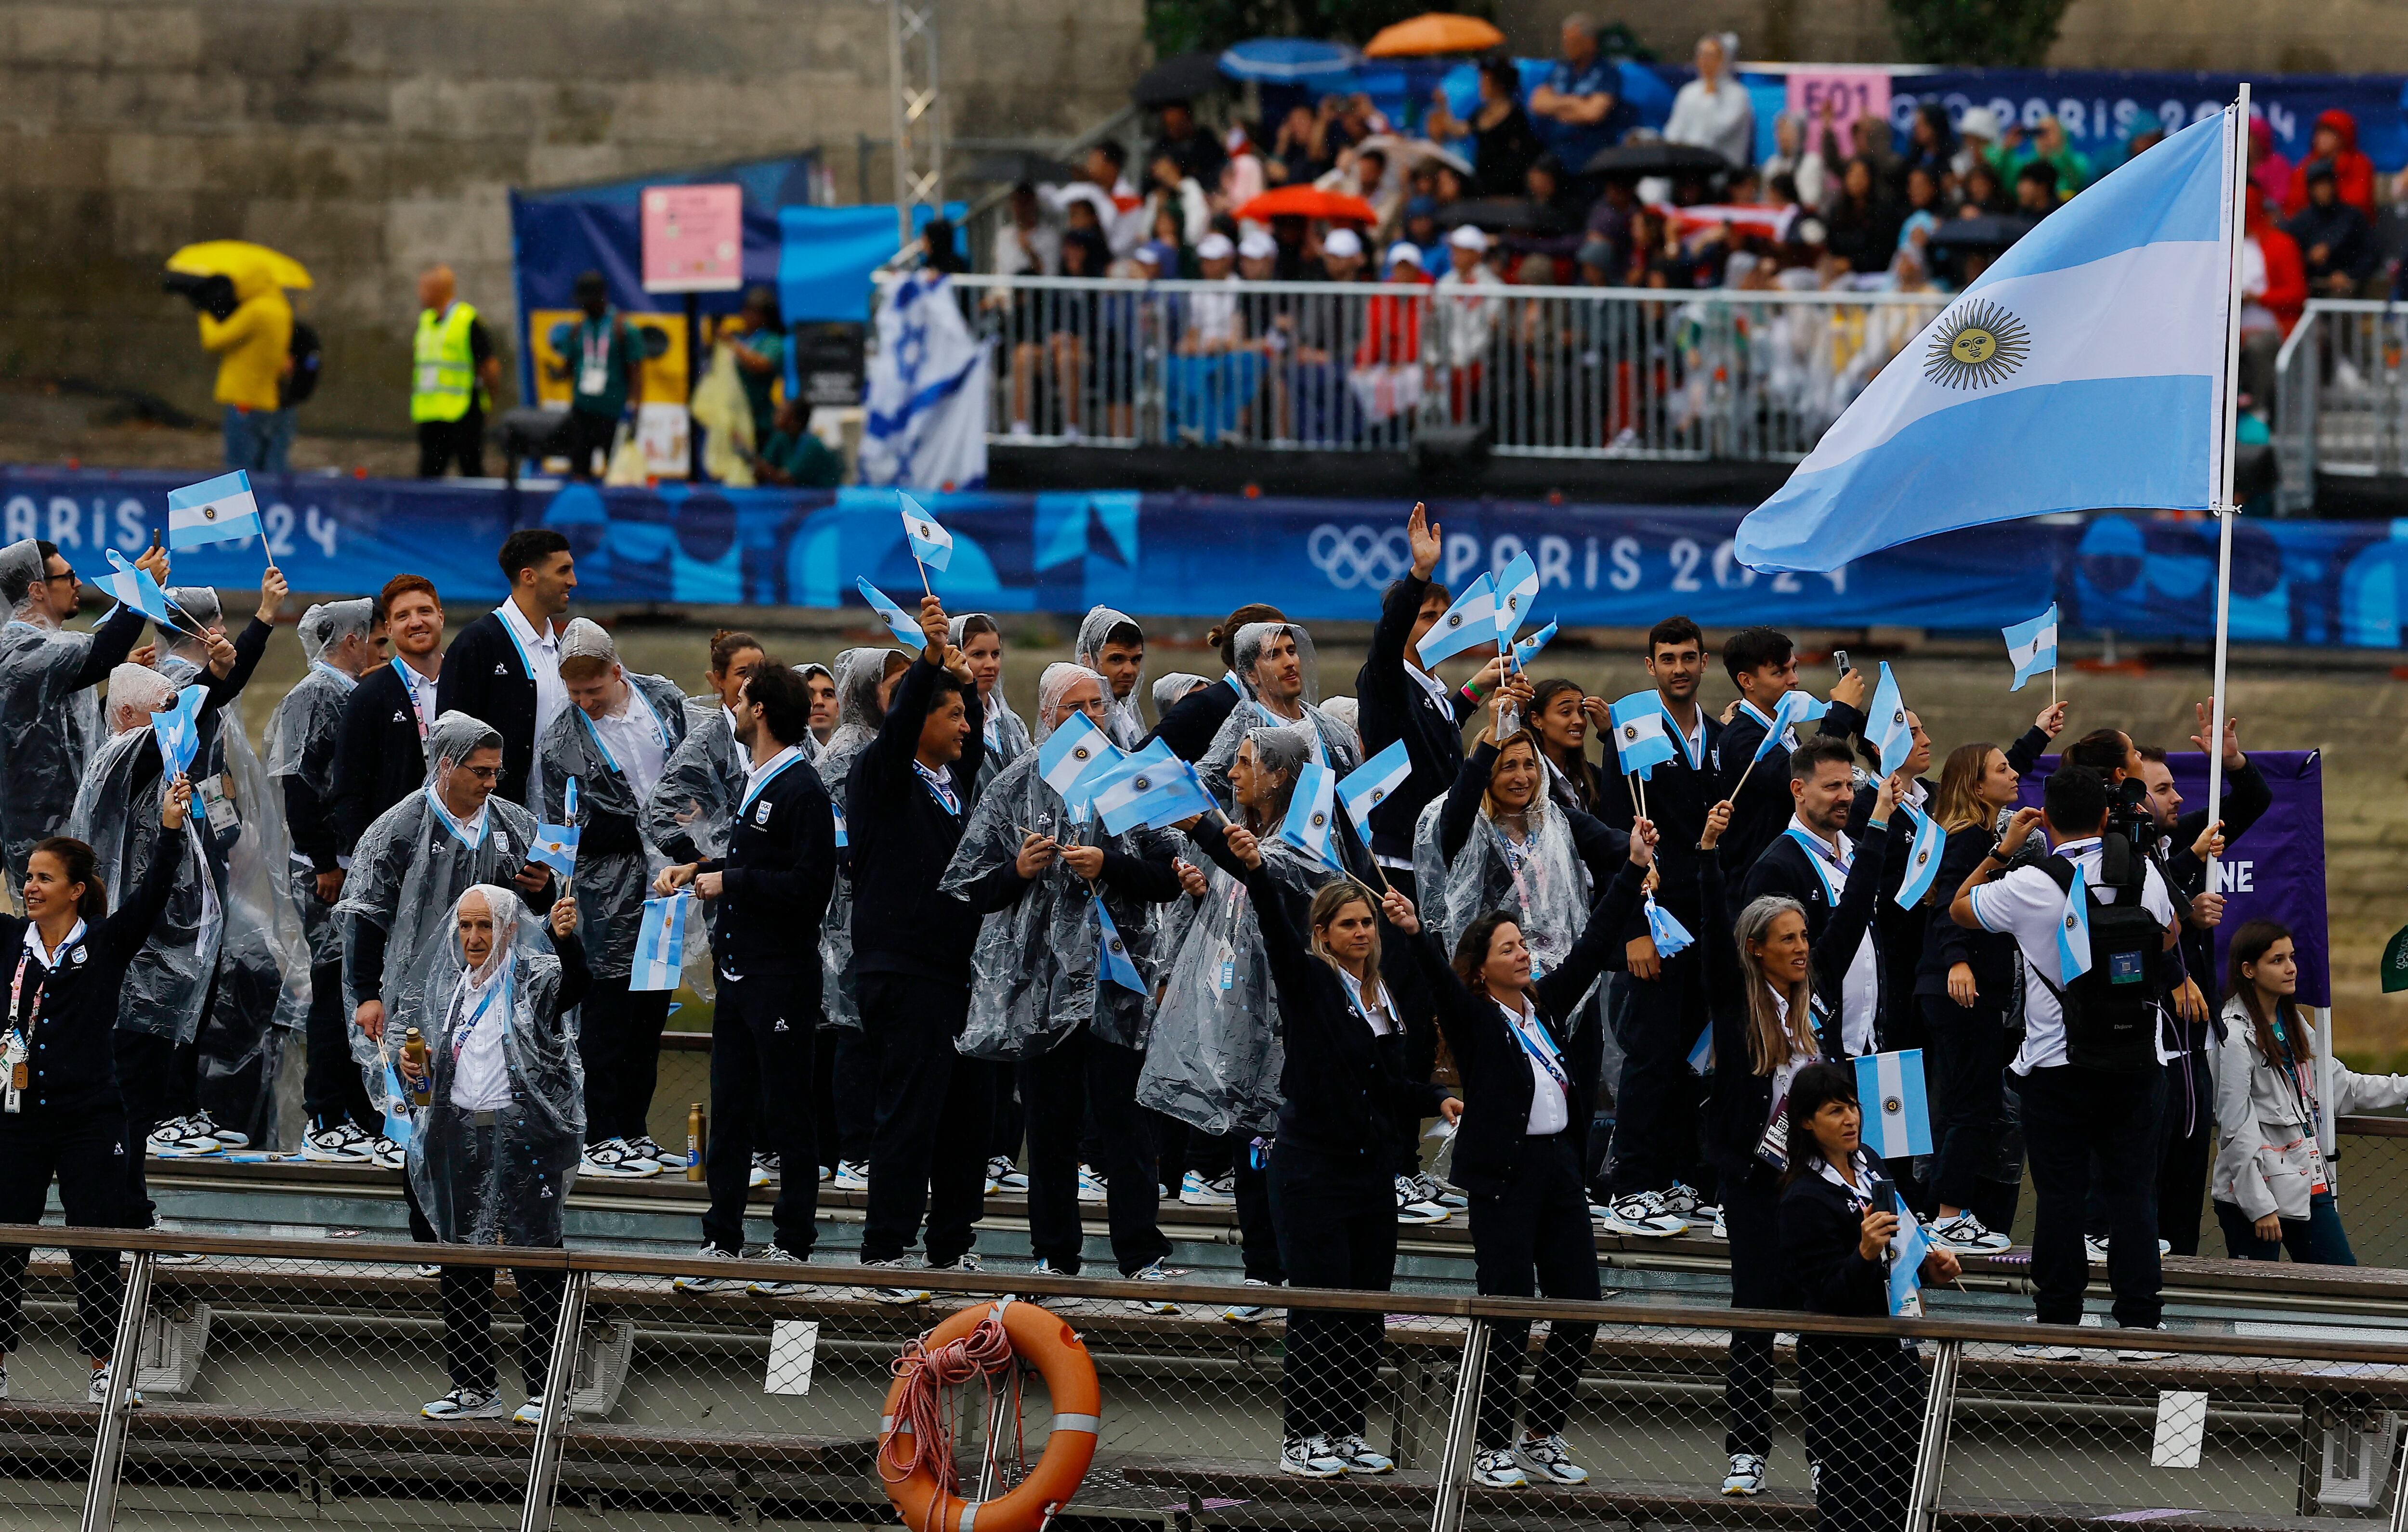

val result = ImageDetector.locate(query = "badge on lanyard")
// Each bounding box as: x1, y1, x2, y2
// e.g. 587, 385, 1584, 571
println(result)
578, 324, 611, 397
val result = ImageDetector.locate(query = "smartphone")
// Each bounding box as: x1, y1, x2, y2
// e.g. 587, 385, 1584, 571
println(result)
1871, 1181, 1896, 1218
1832, 648, 1851, 675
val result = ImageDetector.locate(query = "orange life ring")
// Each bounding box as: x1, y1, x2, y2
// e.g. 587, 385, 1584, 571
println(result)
879, 1300, 1101, 1532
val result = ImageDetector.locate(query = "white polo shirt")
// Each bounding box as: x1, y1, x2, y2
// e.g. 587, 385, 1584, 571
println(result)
1970, 835, 2176, 1076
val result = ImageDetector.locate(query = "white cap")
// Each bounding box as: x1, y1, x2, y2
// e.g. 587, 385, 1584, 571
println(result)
1386, 241, 1424, 267
1956, 106, 2001, 141
1323, 227, 1363, 259
1448, 224, 1490, 251
1196, 232, 1235, 261
1134, 244, 1164, 266
1237, 230, 1277, 260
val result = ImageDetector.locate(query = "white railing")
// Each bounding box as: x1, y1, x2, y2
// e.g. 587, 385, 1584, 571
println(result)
907, 274, 1948, 462
2273, 297, 2408, 514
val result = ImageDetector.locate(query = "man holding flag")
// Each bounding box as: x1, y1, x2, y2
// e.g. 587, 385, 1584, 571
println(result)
438, 529, 577, 810
1711, 628, 1866, 878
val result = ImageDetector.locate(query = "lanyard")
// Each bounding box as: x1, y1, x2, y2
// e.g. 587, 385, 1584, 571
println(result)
424, 785, 490, 850
392, 659, 431, 740
496, 608, 554, 683
914, 760, 961, 817
581, 322, 612, 374
1784, 826, 1849, 905
1503, 1001, 1570, 1088
1669, 707, 1705, 770
450, 970, 510, 1063
8, 951, 47, 1046
741, 747, 804, 815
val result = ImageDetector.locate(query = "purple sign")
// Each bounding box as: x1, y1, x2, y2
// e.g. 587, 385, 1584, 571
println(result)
2014, 751, 2327, 1007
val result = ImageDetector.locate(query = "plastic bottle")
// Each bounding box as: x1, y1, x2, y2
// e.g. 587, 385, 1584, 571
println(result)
399, 1027, 432, 1109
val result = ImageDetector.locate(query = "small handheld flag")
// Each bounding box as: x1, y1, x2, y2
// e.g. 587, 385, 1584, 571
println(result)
855, 576, 931, 653
1093, 740, 1214, 833
1278, 759, 1347, 873
151, 685, 206, 779
92, 549, 174, 628
563, 777, 581, 822
1037, 710, 1124, 812
899, 493, 955, 575
1608, 692, 1677, 779
1854, 1048, 1933, 1159
1494, 552, 1539, 649
1893, 803, 1946, 909
381, 1060, 415, 1151
1752, 688, 1832, 764
529, 821, 581, 881
1335, 740, 1412, 832
166, 469, 266, 551
2003, 603, 2059, 692
2057, 862, 2094, 981
1687, 1022, 1714, 1076
630, 892, 692, 992
1868, 662, 1913, 778
1414, 572, 1498, 665
1511, 618, 1557, 672
1645, 896, 1694, 960
1093, 895, 1147, 992
1888, 1215, 1931, 1318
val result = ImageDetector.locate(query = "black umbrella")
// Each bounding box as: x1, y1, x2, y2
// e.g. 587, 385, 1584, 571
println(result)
1132, 52, 1227, 108
1437, 198, 1540, 232
1581, 142, 1736, 179
1929, 213, 2038, 250
967, 150, 1082, 185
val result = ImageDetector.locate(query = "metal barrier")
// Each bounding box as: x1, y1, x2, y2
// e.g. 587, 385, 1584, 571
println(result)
11, 1223, 2408, 1532
2272, 298, 2408, 513
922, 274, 1945, 463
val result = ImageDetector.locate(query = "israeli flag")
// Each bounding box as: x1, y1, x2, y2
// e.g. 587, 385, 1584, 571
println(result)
92, 549, 173, 627
1494, 552, 1540, 649
1608, 691, 1677, 778
1415, 572, 1497, 665
151, 685, 206, 779
166, 469, 266, 551
2003, 603, 2059, 692
1037, 710, 1122, 808
1737, 109, 2237, 572
1893, 803, 1946, 909
1868, 662, 1913, 778
854, 576, 930, 653
899, 493, 955, 573
630, 892, 691, 992
1093, 895, 1148, 993
859, 270, 990, 492
1336, 739, 1412, 832
1687, 1022, 1714, 1076
1511, 618, 1557, 672
1854, 1048, 1933, 1159
529, 821, 581, 880
1645, 896, 1693, 960
1278, 759, 1346, 872
2057, 861, 2094, 981
1752, 688, 1832, 763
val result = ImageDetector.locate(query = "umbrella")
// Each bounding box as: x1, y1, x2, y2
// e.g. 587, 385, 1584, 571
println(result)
1218, 37, 1361, 83
1436, 198, 1540, 232
1361, 13, 1506, 58
1928, 213, 2037, 250
1132, 52, 1227, 108
968, 150, 1082, 185
1357, 133, 1472, 177
1581, 143, 1737, 179
1234, 186, 1381, 224
165, 240, 313, 299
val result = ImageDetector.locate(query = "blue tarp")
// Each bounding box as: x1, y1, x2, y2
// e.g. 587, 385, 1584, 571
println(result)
776, 203, 968, 325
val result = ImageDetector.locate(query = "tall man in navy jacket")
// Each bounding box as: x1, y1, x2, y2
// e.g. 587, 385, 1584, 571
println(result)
435, 529, 576, 809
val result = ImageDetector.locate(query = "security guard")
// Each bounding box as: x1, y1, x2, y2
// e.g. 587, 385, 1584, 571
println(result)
411, 265, 501, 479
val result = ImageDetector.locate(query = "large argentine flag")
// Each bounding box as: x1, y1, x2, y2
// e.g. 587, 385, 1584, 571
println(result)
1738, 109, 2235, 572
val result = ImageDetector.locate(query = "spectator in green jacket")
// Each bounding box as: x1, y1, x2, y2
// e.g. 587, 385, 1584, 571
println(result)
746, 398, 843, 488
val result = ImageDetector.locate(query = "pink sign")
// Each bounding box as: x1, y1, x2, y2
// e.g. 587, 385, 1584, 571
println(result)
1785, 69, 1892, 153
641, 183, 743, 294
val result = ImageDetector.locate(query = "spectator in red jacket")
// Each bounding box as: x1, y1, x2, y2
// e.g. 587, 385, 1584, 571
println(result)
2240, 195, 2305, 410
2283, 109, 2375, 218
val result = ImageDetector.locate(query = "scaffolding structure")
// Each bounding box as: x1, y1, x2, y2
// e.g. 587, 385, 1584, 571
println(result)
888, 0, 943, 247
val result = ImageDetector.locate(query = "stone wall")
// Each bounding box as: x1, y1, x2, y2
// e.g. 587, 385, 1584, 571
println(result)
0, 0, 1147, 436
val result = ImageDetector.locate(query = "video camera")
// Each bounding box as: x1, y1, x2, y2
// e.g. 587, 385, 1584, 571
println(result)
2103, 775, 2161, 880
161, 270, 237, 323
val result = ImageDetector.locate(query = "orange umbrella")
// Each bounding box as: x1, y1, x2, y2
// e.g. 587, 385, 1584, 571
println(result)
1234, 186, 1381, 223
1361, 12, 1505, 58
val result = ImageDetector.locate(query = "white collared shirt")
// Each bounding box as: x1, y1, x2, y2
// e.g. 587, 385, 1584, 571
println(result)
1971, 834, 2176, 1075
395, 657, 439, 736
742, 744, 805, 814
497, 600, 568, 800
1788, 815, 1879, 1056
1499, 993, 1571, 1136
1406, 660, 1456, 723
427, 786, 491, 849
590, 685, 670, 805
446, 965, 512, 1112
1765, 985, 1820, 1108
1667, 702, 1706, 769
1336, 966, 1396, 1038
22, 918, 86, 973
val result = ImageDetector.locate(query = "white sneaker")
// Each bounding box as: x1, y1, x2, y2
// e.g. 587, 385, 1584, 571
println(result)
1711, 1206, 1729, 1240
833, 1159, 869, 1192
1022, 1257, 1073, 1306
422, 1386, 505, 1420
1517, 1432, 1587, 1484
1279, 1435, 1349, 1479
1394, 1175, 1448, 1225
1597, 1189, 1687, 1239
1410, 1171, 1466, 1210
1722, 1452, 1765, 1496
2116, 1326, 2175, 1362
196, 1112, 247, 1148
747, 1245, 807, 1296
1329, 1434, 1392, 1475
369, 1135, 406, 1170
150, 1117, 223, 1158
1659, 1181, 1705, 1221
818, 1162, 836, 1183
748, 1158, 770, 1189
1224, 1277, 1279, 1324
1930, 1212, 2012, 1253
1076, 1164, 1108, 1203
673, 1245, 741, 1293
988, 1156, 1028, 1192
1126, 1259, 1180, 1315
1471, 1448, 1528, 1488
629, 1135, 670, 1168
863, 1258, 932, 1304
302, 1121, 375, 1163
1180, 1170, 1237, 1206
582, 1138, 662, 1180
1008, 419, 1034, 439
512, 1399, 545, 1426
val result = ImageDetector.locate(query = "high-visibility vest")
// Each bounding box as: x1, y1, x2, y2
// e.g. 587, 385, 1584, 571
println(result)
410, 302, 482, 423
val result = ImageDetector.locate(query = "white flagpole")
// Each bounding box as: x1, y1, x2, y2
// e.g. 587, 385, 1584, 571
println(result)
2204, 83, 2250, 891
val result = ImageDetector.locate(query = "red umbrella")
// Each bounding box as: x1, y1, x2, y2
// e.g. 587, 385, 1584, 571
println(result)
1234, 186, 1381, 223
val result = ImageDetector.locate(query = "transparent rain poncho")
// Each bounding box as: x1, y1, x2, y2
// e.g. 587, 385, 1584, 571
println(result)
941, 664, 1177, 1059
295, 597, 375, 666
65, 667, 224, 1045
403, 885, 584, 1249
266, 610, 369, 966
1074, 606, 1149, 750
1136, 725, 1321, 1136
1410, 773, 1599, 1003
0, 539, 112, 883
1197, 621, 1360, 803
950, 615, 1032, 800
796, 661, 837, 763
641, 701, 743, 863
339, 713, 546, 1110
1152, 672, 1210, 717
538, 669, 689, 979
815, 647, 907, 1031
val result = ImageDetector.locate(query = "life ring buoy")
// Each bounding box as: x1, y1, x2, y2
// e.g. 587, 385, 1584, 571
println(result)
879, 1300, 1100, 1532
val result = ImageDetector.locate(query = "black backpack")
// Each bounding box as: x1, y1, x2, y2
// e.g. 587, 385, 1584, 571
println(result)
2033, 839, 2161, 1073
282, 320, 323, 407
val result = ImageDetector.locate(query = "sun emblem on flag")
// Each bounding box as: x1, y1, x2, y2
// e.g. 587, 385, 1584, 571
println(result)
917, 521, 932, 537
1884, 1095, 1902, 1116
1073, 745, 1091, 761
1924, 299, 2030, 389
1369, 788, 1385, 804
2066, 913, 2079, 931
202, 505, 219, 520
1310, 810, 1326, 828
1623, 725, 1638, 741
1132, 774, 1151, 791
1445, 613, 1463, 629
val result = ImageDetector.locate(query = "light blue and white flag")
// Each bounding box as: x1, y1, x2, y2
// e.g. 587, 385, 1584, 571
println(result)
1093, 895, 1148, 993
1751, 688, 1832, 764
1037, 710, 1123, 809
1888, 1215, 1932, 1318
1893, 803, 1946, 909
1336, 739, 1412, 832
529, 821, 581, 881
1867, 662, 1913, 778
152, 685, 206, 779
1094, 740, 1212, 833
381, 1060, 416, 1151
1645, 896, 1693, 960
1608, 691, 1677, 779
1493, 551, 1539, 650
1414, 572, 1497, 665
2003, 603, 2059, 691
1855, 1048, 1933, 1159
1511, 618, 1557, 672
2057, 862, 2094, 981
167, 469, 266, 550
899, 492, 955, 573
859, 270, 991, 491
854, 575, 930, 652
1278, 759, 1347, 873
1737, 109, 2238, 572
630, 892, 692, 992
92, 549, 174, 628
1687, 1022, 1714, 1076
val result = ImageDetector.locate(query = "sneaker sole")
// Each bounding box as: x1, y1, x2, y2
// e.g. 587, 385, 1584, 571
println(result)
1599, 1219, 1684, 1239
673, 1278, 733, 1292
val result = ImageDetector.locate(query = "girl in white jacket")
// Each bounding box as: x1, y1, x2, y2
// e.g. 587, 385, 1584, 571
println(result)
2211, 921, 2408, 1263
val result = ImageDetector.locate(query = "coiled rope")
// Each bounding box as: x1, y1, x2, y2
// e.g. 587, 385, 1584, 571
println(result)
879, 1308, 1023, 1522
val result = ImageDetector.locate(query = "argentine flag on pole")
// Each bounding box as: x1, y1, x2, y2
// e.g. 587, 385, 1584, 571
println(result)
1494, 552, 1539, 652
152, 685, 206, 779
2058, 862, 2094, 981
1645, 896, 1694, 960
1093, 896, 1148, 993
2003, 604, 2059, 691
1094, 741, 1214, 833
630, 892, 692, 992
899, 492, 954, 573
1279, 759, 1347, 873
1608, 692, 1677, 779
1511, 618, 1557, 673
92, 549, 174, 628
1735, 108, 2238, 572
1867, 662, 1914, 778
1336, 740, 1413, 832
1894, 804, 1946, 909
1037, 710, 1122, 810
855, 576, 930, 653
1856, 1049, 1933, 1159
1415, 572, 1497, 665
166, 469, 266, 551
1752, 688, 1831, 764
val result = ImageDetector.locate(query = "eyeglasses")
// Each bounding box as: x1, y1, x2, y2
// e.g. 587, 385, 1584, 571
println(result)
458, 765, 501, 781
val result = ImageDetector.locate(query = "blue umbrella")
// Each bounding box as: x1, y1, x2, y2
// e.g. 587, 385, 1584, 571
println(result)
1218, 37, 1362, 84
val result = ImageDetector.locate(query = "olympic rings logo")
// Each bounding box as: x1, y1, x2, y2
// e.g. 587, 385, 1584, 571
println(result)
1307, 524, 1413, 590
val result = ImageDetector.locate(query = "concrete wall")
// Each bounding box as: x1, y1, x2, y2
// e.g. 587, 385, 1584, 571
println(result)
0, 0, 1148, 436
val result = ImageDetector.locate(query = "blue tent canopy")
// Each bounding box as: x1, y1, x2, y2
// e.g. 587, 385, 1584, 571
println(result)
1220, 37, 1361, 87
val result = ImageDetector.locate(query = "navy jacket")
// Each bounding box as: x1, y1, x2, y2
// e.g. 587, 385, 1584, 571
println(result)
698, 749, 837, 989
1354, 575, 1477, 863
847, 657, 985, 986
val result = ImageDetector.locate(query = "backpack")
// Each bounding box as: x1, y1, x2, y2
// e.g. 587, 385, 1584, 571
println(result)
282, 320, 323, 407
2033, 840, 2161, 1073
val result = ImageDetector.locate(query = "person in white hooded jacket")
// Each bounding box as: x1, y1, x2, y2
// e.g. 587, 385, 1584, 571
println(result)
2211, 919, 2408, 1264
